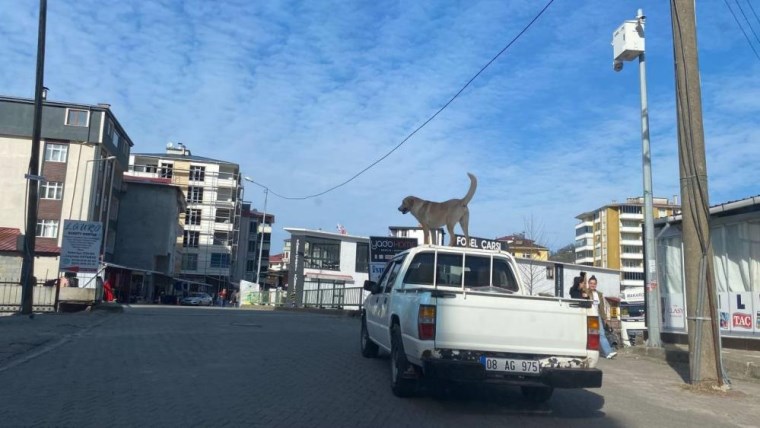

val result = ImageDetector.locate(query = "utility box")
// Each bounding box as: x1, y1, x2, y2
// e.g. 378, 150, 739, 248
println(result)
612, 20, 645, 62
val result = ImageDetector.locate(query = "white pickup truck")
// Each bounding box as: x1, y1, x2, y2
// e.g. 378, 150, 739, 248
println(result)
360, 245, 603, 402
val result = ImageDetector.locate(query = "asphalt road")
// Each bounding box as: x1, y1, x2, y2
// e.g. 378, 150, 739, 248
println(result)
1, 306, 758, 428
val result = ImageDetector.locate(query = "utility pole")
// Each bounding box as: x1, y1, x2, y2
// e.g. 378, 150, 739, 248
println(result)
256, 188, 269, 287
20, 0, 48, 315
669, 0, 727, 388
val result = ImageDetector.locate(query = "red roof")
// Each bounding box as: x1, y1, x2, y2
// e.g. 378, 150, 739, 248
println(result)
0, 227, 20, 251
269, 253, 284, 263
0, 227, 60, 254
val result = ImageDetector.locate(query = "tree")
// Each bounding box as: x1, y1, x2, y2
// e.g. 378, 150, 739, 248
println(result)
550, 242, 576, 264
514, 215, 551, 296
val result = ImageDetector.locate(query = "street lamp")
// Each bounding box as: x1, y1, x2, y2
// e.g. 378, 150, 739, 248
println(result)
612, 9, 661, 347
244, 177, 269, 289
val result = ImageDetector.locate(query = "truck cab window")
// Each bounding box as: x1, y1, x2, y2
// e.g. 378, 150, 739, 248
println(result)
492, 259, 519, 292
403, 253, 434, 285
436, 253, 464, 287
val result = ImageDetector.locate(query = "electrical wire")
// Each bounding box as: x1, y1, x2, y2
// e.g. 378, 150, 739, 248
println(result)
257, 0, 558, 200
747, 0, 760, 29
724, 0, 760, 60
734, 0, 760, 45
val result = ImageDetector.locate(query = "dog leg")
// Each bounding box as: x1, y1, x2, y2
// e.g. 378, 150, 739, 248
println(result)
460, 211, 470, 247
422, 226, 430, 245
447, 224, 457, 247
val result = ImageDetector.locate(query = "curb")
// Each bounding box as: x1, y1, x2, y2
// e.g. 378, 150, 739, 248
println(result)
91, 302, 125, 313
274, 306, 361, 318
625, 345, 760, 382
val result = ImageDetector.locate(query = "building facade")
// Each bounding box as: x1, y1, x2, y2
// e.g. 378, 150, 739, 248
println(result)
655, 195, 760, 344
233, 203, 274, 286
285, 228, 370, 309
0, 95, 132, 282
575, 196, 680, 289
111, 176, 186, 303
496, 234, 549, 261
127, 143, 242, 292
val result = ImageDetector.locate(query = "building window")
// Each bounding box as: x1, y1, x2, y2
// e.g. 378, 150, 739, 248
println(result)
146, 164, 158, 173
355, 242, 369, 273
188, 187, 203, 203
213, 232, 229, 246
185, 209, 201, 225
44, 143, 68, 162
248, 239, 257, 253
246, 259, 255, 272
621, 205, 643, 214
215, 208, 231, 223
210, 253, 230, 268
189, 165, 206, 182
304, 237, 340, 271
623, 271, 645, 281
40, 182, 64, 200
160, 163, 173, 179
36, 219, 59, 238
183, 231, 200, 248
65, 109, 89, 127
181, 254, 198, 271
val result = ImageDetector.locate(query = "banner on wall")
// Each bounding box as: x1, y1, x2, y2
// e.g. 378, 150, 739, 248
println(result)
662, 293, 686, 330
718, 293, 731, 330
729, 292, 754, 331
368, 237, 417, 282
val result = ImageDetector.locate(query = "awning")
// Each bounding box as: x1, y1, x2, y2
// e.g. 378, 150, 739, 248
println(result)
304, 272, 355, 283
102, 262, 167, 277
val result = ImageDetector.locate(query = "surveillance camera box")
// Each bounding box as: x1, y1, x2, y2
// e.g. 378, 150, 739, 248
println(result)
612, 21, 645, 62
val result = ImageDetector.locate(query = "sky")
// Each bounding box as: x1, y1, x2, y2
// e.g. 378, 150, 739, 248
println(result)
1, 0, 758, 253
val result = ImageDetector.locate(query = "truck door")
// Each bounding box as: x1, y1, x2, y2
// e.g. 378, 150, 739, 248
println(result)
374, 258, 405, 351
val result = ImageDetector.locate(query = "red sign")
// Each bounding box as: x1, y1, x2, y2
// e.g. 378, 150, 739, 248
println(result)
732, 313, 752, 329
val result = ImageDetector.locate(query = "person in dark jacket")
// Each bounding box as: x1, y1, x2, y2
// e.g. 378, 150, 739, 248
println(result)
569, 273, 588, 299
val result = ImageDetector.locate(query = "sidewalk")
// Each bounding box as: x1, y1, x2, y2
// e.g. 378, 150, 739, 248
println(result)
624, 343, 760, 382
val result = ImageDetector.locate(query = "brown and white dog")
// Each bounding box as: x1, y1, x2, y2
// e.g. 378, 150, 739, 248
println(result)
398, 173, 477, 246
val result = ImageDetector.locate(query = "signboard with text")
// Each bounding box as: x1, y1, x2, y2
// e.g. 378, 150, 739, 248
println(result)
59, 220, 103, 273
453, 235, 504, 252
368, 237, 417, 282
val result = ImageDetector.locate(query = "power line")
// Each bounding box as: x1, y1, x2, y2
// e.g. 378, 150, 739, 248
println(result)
735, 0, 760, 45
260, 0, 558, 201
745, 0, 760, 30
724, 0, 760, 60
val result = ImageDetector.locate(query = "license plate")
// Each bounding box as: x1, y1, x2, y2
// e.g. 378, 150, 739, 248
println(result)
480, 357, 540, 375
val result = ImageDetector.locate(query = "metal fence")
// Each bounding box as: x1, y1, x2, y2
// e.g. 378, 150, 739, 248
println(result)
240, 289, 288, 307
303, 285, 365, 310
0, 282, 57, 313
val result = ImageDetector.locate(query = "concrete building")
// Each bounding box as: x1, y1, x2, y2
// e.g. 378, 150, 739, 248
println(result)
655, 195, 760, 345
110, 175, 186, 303
285, 228, 370, 309
127, 143, 242, 293
0, 95, 132, 281
233, 203, 274, 286
575, 196, 680, 289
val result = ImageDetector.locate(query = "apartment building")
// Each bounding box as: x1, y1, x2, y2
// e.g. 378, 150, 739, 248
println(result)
233, 203, 274, 286
0, 95, 132, 281
127, 143, 242, 291
575, 196, 680, 288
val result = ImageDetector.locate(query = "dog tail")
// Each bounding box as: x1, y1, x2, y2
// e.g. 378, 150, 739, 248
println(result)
462, 173, 477, 205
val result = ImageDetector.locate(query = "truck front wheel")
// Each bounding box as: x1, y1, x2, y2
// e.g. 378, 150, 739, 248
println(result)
360, 315, 379, 358
390, 325, 417, 397
520, 386, 554, 403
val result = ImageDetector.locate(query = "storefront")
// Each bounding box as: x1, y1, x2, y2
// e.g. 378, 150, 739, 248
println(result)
655, 196, 760, 345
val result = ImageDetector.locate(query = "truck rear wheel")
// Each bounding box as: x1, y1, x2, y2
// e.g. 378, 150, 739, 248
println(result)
520, 386, 554, 403
390, 325, 417, 397
360, 315, 379, 358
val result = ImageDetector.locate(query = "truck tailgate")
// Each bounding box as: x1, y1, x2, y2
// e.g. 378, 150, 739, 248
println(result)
434, 292, 589, 357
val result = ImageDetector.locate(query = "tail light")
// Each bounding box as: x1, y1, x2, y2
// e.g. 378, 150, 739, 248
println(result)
587, 316, 600, 351
418, 305, 436, 340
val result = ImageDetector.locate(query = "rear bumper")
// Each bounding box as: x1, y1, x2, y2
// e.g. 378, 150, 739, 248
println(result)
422, 359, 602, 389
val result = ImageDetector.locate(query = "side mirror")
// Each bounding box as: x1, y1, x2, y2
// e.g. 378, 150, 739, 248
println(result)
363, 280, 376, 292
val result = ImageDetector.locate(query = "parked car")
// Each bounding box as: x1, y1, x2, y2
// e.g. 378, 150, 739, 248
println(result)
180, 292, 213, 306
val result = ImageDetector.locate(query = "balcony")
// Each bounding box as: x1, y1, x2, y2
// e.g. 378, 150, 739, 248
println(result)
621, 252, 643, 260
620, 226, 642, 233
620, 212, 643, 220
620, 240, 643, 247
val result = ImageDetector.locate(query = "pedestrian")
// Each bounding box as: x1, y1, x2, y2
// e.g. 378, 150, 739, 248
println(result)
569, 274, 589, 299
587, 275, 617, 359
